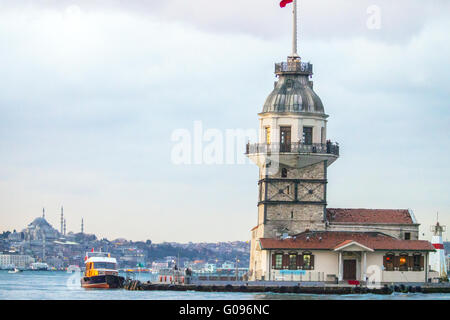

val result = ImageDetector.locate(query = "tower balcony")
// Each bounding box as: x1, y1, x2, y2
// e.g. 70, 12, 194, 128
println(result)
246, 141, 340, 168
246, 142, 339, 156
275, 61, 313, 75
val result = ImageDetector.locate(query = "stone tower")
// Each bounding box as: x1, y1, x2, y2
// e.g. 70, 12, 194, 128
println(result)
245, 1, 340, 280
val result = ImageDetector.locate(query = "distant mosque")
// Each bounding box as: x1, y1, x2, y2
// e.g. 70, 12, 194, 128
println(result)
9, 207, 85, 242
245, 0, 436, 284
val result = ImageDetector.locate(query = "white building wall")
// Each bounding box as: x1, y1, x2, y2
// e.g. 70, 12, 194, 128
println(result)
263, 250, 428, 283
259, 114, 327, 145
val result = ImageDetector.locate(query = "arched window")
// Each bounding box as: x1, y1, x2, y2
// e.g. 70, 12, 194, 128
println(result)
289, 253, 297, 270
413, 253, 423, 271
399, 253, 409, 271
281, 168, 288, 178
383, 252, 395, 271
302, 252, 314, 270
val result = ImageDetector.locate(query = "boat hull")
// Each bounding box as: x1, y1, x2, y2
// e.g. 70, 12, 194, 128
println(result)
81, 274, 125, 289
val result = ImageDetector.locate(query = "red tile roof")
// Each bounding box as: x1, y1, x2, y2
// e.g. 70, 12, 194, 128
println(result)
259, 231, 434, 251
327, 208, 415, 225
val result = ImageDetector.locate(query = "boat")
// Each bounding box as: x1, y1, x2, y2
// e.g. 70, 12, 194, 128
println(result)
81, 251, 124, 289
8, 268, 22, 274
30, 262, 49, 271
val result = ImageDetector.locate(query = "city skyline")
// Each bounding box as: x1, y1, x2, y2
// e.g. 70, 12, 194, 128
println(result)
0, 0, 449, 243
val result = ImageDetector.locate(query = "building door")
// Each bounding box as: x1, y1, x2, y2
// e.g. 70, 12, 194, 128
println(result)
343, 260, 357, 280
280, 127, 291, 152
303, 127, 313, 145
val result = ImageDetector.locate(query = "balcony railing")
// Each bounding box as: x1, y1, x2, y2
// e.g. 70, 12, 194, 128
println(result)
246, 142, 339, 157
275, 61, 313, 74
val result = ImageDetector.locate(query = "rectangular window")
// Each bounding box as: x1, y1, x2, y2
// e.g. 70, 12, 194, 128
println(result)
265, 127, 271, 145
275, 254, 283, 270
413, 255, 422, 271
280, 127, 291, 152
405, 233, 411, 240
289, 254, 297, 270
303, 254, 311, 270
303, 127, 313, 145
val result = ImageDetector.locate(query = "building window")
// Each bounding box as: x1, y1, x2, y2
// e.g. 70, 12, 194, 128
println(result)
280, 127, 291, 152
404, 233, 411, 240
281, 168, 288, 178
413, 254, 422, 271
291, 211, 294, 219
399, 253, 408, 271
265, 127, 271, 145
303, 127, 313, 145
274, 253, 283, 270
289, 254, 297, 270
302, 252, 314, 270
384, 253, 395, 271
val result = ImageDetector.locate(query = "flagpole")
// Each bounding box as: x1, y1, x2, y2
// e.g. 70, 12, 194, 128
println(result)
292, 0, 299, 58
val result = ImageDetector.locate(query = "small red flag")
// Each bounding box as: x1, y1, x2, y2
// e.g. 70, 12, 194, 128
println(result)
280, 0, 293, 8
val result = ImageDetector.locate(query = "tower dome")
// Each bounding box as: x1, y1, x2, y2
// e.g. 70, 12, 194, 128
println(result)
262, 59, 325, 115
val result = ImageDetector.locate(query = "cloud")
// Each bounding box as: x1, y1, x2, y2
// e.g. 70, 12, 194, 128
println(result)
0, 2, 449, 242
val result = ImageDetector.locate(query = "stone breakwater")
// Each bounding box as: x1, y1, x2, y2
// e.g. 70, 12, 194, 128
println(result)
123, 280, 450, 295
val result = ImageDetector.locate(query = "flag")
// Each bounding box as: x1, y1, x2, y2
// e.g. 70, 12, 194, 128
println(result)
280, 0, 293, 8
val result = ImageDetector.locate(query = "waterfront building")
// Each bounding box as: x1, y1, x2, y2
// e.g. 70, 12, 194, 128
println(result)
246, 0, 435, 284
0, 253, 35, 269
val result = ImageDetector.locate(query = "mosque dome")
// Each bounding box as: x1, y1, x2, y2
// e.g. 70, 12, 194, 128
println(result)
22, 216, 59, 241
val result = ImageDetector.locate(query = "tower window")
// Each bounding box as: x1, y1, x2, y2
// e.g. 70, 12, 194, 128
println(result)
404, 232, 411, 240
291, 211, 294, 219
303, 127, 313, 145
281, 168, 288, 178
280, 127, 291, 152
321, 127, 325, 144
265, 127, 271, 145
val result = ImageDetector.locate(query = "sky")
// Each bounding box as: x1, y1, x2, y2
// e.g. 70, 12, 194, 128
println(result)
0, 0, 449, 243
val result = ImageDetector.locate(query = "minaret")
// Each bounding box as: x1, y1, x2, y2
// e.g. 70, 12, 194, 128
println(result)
60, 206, 64, 235
81, 218, 84, 234
64, 218, 66, 236
42, 234, 46, 262
246, 0, 340, 280
430, 215, 447, 278
42, 207, 45, 219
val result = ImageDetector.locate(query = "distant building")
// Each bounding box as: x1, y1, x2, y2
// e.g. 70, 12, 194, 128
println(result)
221, 262, 235, 269
22, 216, 60, 241
0, 254, 35, 269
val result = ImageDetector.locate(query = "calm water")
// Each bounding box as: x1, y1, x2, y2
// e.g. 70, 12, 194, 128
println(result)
0, 271, 449, 300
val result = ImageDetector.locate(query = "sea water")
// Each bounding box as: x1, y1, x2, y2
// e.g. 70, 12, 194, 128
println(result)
0, 270, 449, 300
